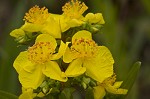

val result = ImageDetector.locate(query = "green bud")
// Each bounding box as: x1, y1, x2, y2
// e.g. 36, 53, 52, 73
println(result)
82, 82, 87, 89
82, 77, 91, 84
89, 80, 97, 87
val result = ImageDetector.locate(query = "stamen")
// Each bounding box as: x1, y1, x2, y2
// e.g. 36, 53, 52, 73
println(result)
62, 0, 88, 19
71, 38, 98, 58
24, 5, 49, 24
103, 74, 116, 85
28, 42, 55, 64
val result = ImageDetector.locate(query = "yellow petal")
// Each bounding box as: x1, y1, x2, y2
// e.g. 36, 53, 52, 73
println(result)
19, 89, 33, 99
42, 61, 67, 82
10, 29, 25, 38
72, 30, 92, 43
65, 58, 86, 77
66, 19, 83, 27
21, 22, 42, 32
113, 81, 123, 88
63, 47, 76, 63
41, 16, 61, 38
35, 34, 57, 48
13, 51, 36, 73
50, 14, 70, 32
51, 41, 70, 60
60, 16, 70, 32
95, 13, 105, 24
85, 13, 105, 24
94, 85, 106, 99
19, 65, 45, 89
105, 84, 128, 95
84, 46, 114, 82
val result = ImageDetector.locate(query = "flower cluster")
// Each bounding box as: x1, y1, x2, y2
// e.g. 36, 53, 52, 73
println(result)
10, 0, 127, 99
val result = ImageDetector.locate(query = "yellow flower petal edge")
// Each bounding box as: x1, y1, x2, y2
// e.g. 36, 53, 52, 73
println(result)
50, 14, 70, 32
51, 41, 70, 60
42, 61, 67, 82
94, 85, 106, 99
19, 64, 45, 89
35, 34, 57, 45
21, 22, 42, 32
84, 46, 114, 83
13, 51, 35, 73
65, 58, 86, 77
85, 13, 105, 24
19, 88, 36, 99
72, 30, 92, 43
63, 46, 77, 63
10, 29, 25, 38
41, 15, 61, 38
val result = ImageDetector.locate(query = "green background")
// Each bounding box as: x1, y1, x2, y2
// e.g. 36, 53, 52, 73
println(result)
0, 0, 150, 98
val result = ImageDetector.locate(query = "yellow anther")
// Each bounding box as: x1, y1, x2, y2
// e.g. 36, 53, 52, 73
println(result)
71, 38, 98, 58
28, 42, 55, 64
103, 74, 117, 85
62, 0, 88, 19
24, 5, 49, 24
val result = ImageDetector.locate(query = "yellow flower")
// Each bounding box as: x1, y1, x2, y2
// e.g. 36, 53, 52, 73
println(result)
21, 5, 61, 38
85, 13, 105, 24
14, 34, 68, 89
94, 75, 128, 99
61, 0, 88, 30
63, 30, 114, 82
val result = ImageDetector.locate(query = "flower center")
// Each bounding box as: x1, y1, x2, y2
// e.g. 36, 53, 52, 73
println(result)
62, 0, 88, 19
71, 38, 99, 58
28, 42, 55, 64
24, 5, 49, 24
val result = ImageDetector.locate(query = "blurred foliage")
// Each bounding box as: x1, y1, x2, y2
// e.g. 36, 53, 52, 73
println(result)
0, 0, 150, 98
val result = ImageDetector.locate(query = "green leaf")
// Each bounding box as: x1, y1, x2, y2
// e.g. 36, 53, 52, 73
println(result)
115, 61, 141, 99
59, 88, 75, 99
0, 90, 18, 99
122, 61, 141, 91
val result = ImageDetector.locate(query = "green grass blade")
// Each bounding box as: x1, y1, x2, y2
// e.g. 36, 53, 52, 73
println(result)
0, 90, 18, 99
